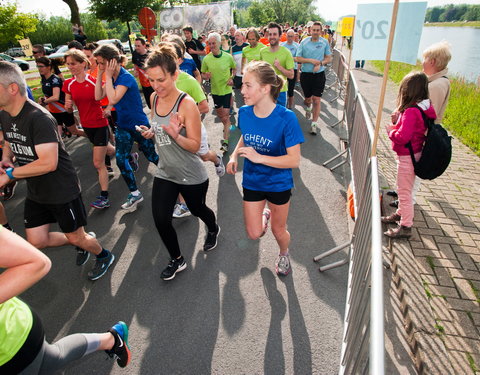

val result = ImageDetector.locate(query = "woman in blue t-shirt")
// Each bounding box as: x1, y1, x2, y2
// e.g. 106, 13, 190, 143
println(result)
226, 61, 304, 276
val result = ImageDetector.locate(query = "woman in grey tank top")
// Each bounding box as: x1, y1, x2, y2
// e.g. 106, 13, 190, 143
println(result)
139, 43, 220, 281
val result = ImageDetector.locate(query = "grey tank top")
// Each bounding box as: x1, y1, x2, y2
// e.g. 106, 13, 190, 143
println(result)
151, 93, 208, 184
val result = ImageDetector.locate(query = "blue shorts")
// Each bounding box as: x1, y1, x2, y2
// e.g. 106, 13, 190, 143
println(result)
276, 91, 287, 107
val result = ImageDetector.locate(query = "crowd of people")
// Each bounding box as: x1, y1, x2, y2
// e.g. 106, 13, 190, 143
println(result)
0, 19, 451, 372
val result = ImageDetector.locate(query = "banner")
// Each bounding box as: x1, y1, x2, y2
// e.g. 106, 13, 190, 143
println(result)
19, 38, 33, 57
159, 2, 231, 36
341, 17, 355, 37
352, 2, 427, 65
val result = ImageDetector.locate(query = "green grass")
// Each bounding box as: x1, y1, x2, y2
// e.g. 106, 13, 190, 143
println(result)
466, 353, 478, 373
370, 61, 480, 156
425, 21, 480, 28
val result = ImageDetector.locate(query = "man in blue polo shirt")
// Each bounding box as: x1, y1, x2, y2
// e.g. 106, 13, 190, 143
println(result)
295, 21, 332, 135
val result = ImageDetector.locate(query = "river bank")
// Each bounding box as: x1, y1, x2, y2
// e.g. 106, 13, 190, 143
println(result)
425, 21, 480, 28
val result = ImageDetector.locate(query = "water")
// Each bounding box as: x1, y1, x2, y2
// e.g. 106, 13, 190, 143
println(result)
418, 26, 480, 82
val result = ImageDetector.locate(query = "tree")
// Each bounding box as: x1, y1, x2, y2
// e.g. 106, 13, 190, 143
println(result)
62, 0, 81, 27
0, 2, 38, 49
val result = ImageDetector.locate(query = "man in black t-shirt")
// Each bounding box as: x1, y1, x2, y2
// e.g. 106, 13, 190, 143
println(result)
0, 61, 114, 281
132, 38, 154, 108
182, 25, 206, 70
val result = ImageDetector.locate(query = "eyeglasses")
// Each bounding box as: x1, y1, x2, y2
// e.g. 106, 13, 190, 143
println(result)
36, 65, 46, 68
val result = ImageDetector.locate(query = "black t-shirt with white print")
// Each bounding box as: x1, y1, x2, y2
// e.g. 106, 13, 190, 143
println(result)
0, 100, 80, 204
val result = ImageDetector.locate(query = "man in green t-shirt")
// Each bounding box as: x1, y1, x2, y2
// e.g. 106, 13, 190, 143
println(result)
242, 28, 266, 69
201, 32, 236, 152
260, 22, 294, 107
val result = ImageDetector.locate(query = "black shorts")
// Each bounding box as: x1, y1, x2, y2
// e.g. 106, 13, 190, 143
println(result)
300, 71, 327, 98
233, 76, 243, 89
52, 112, 75, 127
83, 126, 110, 146
24, 195, 88, 233
243, 188, 291, 205
212, 93, 232, 109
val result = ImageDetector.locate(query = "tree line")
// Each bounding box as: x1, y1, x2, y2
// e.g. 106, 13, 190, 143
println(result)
425, 4, 480, 22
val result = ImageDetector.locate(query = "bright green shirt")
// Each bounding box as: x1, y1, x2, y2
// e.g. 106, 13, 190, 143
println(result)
176, 71, 206, 104
201, 52, 236, 96
0, 296, 33, 366
243, 43, 266, 63
260, 46, 294, 92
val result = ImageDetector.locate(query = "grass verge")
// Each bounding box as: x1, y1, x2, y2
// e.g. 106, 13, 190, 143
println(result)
370, 60, 480, 156
424, 21, 480, 28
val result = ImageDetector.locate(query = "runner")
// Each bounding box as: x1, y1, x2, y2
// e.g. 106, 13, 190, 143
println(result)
36, 57, 80, 139
0, 61, 114, 281
32, 44, 64, 80
260, 22, 294, 107
281, 29, 300, 109
0, 226, 131, 373
63, 49, 115, 209
201, 32, 236, 152
295, 21, 332, 135
132, 38, 154, 109
183, 25, 206, 70
226, 61, 304, 276
141, 43, 221, 280
241, 28, 266, 67
231, 30, 249, 90
93, 44, 159, 211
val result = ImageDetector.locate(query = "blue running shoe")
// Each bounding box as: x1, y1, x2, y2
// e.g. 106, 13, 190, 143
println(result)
106, 321, 131, 368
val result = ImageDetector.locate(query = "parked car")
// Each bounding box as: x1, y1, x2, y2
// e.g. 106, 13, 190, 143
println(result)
97, 39, 125, 54
122, 42, 131, 54
48, 45, 68, 59
43, 44, 55, 55
4, 47, 25, 57
0, 53, 29, 71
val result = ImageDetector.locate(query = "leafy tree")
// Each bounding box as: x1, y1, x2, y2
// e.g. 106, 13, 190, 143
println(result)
247, 1, 275, 26
0, 2, 38, 49
425, 7, 442, 22
462, 5, 480, 21
28, 16, 71, 47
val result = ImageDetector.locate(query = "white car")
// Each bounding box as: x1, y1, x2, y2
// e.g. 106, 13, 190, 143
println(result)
48, 45, 68, 59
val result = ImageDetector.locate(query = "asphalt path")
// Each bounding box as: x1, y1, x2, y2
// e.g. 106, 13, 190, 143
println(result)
7, 77, 351, 374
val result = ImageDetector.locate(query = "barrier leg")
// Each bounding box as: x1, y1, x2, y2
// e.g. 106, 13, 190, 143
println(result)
322, 149, 347, 168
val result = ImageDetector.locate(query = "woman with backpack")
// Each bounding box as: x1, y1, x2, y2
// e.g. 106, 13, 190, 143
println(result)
381, 72, 436, 239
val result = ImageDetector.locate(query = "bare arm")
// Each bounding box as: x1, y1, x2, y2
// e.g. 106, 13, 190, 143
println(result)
43, 87, 61, 104
95, 71, 106, 101
197, 99, 209, 114
238, 143, 301, 169
193, 69, 202, 84
175, 97, 201, 153
0, 227, 51, 303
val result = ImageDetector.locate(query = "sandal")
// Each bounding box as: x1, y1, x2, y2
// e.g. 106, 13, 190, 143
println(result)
384, 225, 412, 239
381, 213, 401, 224
260, 208, 271, 237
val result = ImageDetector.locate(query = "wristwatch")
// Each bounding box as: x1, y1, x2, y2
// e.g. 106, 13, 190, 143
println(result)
5, 167, 15, 180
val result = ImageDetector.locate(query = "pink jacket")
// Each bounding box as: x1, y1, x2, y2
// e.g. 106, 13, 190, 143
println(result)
388, 100, 437, 156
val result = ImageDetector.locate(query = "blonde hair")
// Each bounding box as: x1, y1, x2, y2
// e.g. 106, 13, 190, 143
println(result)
244, 60, 284, 101
64, 49, 90, 68
422, 41, 451, 71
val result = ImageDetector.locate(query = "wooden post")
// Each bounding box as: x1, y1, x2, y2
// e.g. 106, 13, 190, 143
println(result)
371, 0, 400, 157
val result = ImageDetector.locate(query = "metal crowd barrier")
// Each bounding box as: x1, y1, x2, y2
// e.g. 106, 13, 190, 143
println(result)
325, 48, 342, 88
313, 64, 385, 373
329, 52, 348, 103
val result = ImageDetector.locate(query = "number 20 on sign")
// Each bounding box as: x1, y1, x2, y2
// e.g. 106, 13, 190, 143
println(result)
355, 20, 388, 40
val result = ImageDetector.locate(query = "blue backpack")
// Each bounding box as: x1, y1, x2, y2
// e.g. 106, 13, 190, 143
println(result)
406, 105, 452, 180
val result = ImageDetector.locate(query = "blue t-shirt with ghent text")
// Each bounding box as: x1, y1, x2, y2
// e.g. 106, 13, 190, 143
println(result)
238, 105, 304, 192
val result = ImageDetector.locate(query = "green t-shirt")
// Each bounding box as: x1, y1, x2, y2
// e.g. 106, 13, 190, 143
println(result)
0, 296, 33, 366
176, 71, 206, 104
201, 52, 236, 96
260, 46, 294, 92
243, 43, 266, 63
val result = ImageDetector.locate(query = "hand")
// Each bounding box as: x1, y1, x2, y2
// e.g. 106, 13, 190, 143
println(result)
385, 123, 395, 133
391, 111, 399, 124
188, 48, 195, 55
0, 160, 14, 172
0, 173, 10, 189
105, 59, 118, 79
65, 98, 73, 111
161, 113, 183, 140
226, 159, 237, 174
139, 125, 154, 139
273, 59, 281, 70
238, 146, 263, 164
203, 72, 212, 80
102, 108, 111, 118
227, 78, 234, 86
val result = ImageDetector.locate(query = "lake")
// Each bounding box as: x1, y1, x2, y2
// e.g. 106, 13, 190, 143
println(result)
418, 26, 480, 82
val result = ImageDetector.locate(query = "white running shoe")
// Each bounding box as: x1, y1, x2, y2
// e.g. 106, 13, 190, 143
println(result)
173, 203, 191, 218
215, 154, 225, 177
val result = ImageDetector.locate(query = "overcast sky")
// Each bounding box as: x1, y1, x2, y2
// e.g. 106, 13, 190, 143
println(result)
17, 0, 479, 22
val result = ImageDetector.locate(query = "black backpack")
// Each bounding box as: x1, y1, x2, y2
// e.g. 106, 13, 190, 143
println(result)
406, 105, 452, 180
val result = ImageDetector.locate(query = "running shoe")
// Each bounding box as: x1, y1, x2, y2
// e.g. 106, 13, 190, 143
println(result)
75, 232, 95, 266
203, 225, 220, 252
275, 253, 291, 276
3, 180, 17, 201
106, 321, 131, 368
106, 166, 114, 176
305, 107, 312, 120
310, 122, 318, 135
215, 154, 225, 177
88, 251, 115, 280
121, 193, 144, 211
129, 152, 139, 172
172, 203, 191, 218
260, 208, 271, 237
220, 141, 229, 153
161, 256, 187, 280
91, 196, 110, 209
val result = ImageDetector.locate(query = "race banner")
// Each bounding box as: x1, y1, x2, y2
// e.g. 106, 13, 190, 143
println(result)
159, 2, 232, 36
19, 38, 33, 57
352, 2, 427, 65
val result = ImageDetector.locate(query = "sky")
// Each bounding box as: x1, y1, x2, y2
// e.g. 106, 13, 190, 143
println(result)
17, 0, 480, 22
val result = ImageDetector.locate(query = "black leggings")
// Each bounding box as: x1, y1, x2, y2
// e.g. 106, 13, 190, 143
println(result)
152, 177, 217, 259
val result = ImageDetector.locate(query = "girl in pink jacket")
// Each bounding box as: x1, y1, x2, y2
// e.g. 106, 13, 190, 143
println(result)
382, 72, 436, 238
